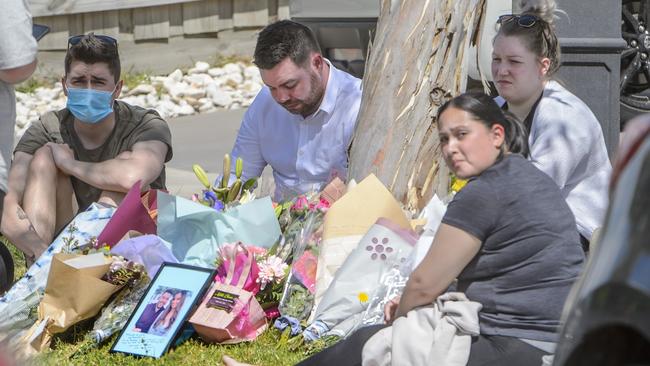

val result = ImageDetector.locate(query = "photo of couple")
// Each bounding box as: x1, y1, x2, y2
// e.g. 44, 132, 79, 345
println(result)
133, 287, 191, 336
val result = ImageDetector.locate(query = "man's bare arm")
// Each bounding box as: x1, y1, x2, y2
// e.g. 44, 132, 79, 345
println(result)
48, 140, 169, 193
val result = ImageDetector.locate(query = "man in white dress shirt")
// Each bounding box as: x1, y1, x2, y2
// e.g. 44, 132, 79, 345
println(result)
229, 20, 362, 201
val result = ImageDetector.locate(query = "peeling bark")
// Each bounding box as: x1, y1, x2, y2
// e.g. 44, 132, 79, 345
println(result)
349, 0, 486, 211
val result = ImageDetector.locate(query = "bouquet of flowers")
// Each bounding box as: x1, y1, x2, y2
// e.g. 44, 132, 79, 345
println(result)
191, 154, 257, 211
87, 257, 149, 344
274, 193, 329, 263
214, 242, 289, 319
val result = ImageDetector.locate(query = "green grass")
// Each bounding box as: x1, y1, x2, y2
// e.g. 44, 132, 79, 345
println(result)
36, 327, 315, 366
1, 235, 26, 279
15, 76, 58, 94
212, 54, 252, 68
121, 68, 153, 91
2, 237, 326, 366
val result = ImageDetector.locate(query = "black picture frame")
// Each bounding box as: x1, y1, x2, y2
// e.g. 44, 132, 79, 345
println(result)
110, 262, 214, 358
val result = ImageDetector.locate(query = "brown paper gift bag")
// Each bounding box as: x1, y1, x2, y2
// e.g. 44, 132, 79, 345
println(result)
24, 253, 121, 352
189, 246, 267, 344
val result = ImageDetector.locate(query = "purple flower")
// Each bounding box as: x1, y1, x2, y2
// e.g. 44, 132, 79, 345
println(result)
203, 190, 224, 211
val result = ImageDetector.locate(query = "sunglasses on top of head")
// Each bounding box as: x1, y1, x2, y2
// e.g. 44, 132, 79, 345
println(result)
497, 14, 540, 28
67, 34, 118, 50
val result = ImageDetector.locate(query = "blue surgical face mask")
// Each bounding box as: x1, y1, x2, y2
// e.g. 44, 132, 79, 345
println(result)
65, 85, 116, 124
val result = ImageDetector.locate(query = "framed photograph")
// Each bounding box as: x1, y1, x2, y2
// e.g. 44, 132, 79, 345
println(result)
110, 262, 214, 358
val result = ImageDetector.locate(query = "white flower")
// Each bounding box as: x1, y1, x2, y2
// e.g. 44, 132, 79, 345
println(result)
256, 256, 288, 289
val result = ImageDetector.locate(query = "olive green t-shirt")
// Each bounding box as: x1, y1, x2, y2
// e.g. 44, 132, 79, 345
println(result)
14, 100, 173, 210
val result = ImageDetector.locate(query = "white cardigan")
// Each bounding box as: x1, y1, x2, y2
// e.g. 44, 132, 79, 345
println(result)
497, 81, 611, 240
362, 292, 482, 366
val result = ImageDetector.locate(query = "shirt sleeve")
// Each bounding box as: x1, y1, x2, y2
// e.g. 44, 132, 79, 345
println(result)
0, 0, 38, 70
131, 114, 173, 163
14, 117, 55, 155
441, 178, 500, 242
529, 105, 592, 189
230, 107, 267, 181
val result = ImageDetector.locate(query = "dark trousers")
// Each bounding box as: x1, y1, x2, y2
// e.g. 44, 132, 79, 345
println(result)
296, 325, 549, 366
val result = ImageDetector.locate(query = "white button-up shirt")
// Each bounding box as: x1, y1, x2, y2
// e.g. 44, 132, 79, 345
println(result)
230, 61, 362, 201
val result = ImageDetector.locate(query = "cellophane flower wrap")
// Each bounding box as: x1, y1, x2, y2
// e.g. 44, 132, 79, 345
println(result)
88, 258, 149, 344
277, 195, 328, 321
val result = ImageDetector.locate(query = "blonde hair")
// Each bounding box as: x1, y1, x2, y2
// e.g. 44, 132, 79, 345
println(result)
497, 0, 562, 77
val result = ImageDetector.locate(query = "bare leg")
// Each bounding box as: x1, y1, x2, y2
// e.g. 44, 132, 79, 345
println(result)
54, 168, 76, 236
98, 190, 126, 208
22, 147, 60, 246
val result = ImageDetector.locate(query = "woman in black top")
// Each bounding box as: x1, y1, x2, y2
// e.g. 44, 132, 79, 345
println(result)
292, 93, 584, 366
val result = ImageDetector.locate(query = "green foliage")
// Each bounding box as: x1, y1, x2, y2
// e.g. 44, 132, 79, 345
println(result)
15, 77, 49, 94
212, 54, 251, 68
121, 70, 152, 92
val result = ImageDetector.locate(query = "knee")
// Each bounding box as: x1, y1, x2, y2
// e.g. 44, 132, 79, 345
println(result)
29, 146, 57, 175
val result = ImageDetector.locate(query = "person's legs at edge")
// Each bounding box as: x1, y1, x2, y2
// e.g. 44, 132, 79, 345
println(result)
295, 324, 388, 366
3, 147, 74, 260
466, 335, 550, 366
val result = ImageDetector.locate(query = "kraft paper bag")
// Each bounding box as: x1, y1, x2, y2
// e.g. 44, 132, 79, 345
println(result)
24, 253, 121, 352
0, 203, 115, 336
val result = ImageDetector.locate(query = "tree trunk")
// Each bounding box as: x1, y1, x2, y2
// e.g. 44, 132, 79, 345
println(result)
348, 0, 486, 211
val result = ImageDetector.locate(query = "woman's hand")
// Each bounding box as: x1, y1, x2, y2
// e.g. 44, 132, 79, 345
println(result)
384, 296, 401, 324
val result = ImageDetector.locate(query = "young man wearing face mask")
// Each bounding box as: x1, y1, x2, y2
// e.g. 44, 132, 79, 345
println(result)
228, 20, 362, 201
1, 34, 172, 261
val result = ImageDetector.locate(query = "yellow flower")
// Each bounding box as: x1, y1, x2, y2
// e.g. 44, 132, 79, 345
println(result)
358, 292, 369, 303
451, 177, 467, 193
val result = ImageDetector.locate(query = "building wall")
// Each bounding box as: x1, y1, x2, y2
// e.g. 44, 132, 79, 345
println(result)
30, 0, 289, 50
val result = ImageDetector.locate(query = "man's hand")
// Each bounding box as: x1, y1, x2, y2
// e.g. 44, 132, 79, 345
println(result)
46, 142, 74, 173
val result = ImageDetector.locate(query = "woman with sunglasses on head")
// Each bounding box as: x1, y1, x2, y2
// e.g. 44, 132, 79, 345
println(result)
287, 93, 584, 366
491, 0, 611, 249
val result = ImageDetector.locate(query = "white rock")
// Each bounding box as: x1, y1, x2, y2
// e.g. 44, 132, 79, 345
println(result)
208, 67, 226, 78
128, 84, 156, 96
15, 114, 29, 129
223, 63, 242, 74
183, 86, 206, 99
168, 69, 184, 82
145, 93, 159, 107
164, 80, 189, 99
198, 98, 216, 113
224, 72, 244, 85
243, 65, 259, 80
189, 61, 210, 74
210, 90, 234, 107
184, 73, 213, 87
176, 100, 196, 116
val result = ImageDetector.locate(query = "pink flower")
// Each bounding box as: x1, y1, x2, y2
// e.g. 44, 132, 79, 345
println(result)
256, 255, 288, 290
291, 195, 309, 211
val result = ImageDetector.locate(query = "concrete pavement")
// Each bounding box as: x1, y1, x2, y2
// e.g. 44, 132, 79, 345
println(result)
33, 31, 259, 80
164, 108, 273, 198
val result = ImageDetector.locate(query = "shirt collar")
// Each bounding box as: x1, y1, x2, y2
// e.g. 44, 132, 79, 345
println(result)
303, 58, 338, 121
317, 59, 338, 116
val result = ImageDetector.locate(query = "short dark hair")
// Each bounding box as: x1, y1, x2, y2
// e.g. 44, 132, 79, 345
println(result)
437, 92, 530, 157
64, 33, 121, 83
253, 20, 321, 70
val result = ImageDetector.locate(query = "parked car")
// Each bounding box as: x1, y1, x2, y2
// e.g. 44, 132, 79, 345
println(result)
552, 115, 650, 365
